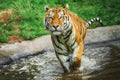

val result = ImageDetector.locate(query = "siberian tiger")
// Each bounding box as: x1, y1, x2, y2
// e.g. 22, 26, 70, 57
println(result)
44, 4, 103, 73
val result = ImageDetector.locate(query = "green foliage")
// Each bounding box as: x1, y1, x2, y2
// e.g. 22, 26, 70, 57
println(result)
12, 0, 49, 40
97, 0, 120, 26
0, 35, 8, 43
0, 23, 15, 37
0, 0, 120, 43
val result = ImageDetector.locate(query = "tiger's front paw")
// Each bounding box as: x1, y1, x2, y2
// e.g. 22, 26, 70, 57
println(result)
69, 57, 81, 72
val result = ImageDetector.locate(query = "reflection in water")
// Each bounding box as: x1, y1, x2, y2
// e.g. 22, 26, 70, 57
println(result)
84, 45, 120, 80
0, 41, 120, 80
0, 67, 34, 80
59, 73, 82, 80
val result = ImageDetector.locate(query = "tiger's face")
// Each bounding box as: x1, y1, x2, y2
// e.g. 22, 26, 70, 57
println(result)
44, 5, 71, 35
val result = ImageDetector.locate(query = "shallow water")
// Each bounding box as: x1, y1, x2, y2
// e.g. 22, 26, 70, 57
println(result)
0, 41, 120, 80
59, 45, 120, 80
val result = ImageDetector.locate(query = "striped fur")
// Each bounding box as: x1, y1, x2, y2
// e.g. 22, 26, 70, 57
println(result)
86, 17, 103, 27
44, 5, 102, 72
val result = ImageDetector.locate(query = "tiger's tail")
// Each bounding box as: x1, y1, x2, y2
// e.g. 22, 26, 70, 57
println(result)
86, 18, 103, 27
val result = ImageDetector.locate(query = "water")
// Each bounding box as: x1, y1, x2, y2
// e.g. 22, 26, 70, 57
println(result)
0, 41, 120, 80
59, 45, 120, 80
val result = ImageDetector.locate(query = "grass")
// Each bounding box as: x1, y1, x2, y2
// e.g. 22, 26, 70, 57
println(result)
0, 0, 120, 43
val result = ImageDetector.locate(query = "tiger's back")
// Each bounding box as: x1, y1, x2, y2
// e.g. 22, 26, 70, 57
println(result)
68, 10, 87, 43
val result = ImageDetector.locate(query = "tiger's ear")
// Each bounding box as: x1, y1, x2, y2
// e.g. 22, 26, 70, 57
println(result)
64, 4, 69, 10
44, 5, 50, 12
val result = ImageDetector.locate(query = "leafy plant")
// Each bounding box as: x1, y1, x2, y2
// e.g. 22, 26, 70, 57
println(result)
0, 35, 9, 43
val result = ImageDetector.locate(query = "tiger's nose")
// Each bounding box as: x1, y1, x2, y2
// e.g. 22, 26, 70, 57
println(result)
52, 25, 59, 30
53, 25, 59, 28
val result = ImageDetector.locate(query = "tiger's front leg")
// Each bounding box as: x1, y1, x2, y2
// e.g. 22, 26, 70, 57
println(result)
69, 42, 84, 72
55, 53, 70, 73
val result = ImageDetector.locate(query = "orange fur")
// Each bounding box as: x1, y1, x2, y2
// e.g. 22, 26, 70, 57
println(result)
68, 11, 87, 68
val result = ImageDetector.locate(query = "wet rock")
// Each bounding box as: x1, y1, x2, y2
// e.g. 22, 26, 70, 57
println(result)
0, 54, 13, 66
0, 35, 53, 66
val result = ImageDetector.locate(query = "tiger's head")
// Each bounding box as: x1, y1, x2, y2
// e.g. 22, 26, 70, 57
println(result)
44, 4, 71, 35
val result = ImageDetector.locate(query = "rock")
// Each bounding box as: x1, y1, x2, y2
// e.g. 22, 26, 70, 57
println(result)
0, 54, 13, 66
85, 25, 120, 44
0, 35, 52, 66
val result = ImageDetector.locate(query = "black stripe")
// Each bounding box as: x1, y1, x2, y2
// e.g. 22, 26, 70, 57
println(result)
100, 22, 103, 26
56, 52, 68, 56
63, 20, 67, 27
95, 18, 97, 21
88, 22, 91, 25
56, 36, 63, 44
96, 18, 100, 21
64, 30, 72, 43
64, 17, 70, 30
91, 19, 94, 22
95, 18, 100, 22
87, 18, 103, 26
65, 38, 69, 43
53, 39, 63, 50
67, 16, 69, 20
64, 30, 72, 40
64, 23, 70, 30
70, 40, 76, 48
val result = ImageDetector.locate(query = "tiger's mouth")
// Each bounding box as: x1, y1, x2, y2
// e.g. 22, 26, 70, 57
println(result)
52, 30, 62, 35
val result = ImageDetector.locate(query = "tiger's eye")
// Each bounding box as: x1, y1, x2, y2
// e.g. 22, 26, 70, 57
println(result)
59, 9, 61, 12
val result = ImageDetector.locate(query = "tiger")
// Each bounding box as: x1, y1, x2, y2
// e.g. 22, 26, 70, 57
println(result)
44, 4, 103, 73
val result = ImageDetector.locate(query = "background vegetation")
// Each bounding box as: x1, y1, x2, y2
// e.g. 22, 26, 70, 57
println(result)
0, 0, 120, 43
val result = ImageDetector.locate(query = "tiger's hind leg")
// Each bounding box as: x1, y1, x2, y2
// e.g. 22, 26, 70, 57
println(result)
55, 53, 70, 73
